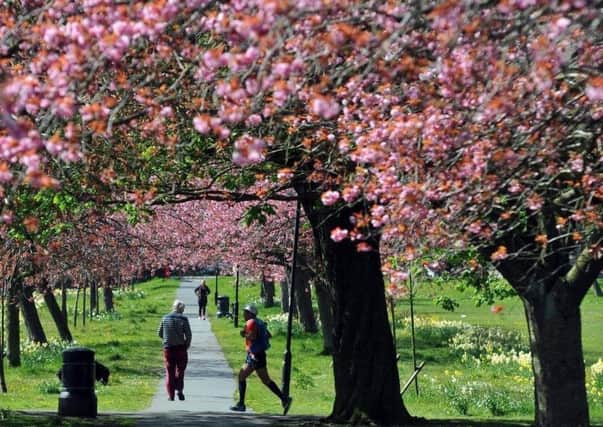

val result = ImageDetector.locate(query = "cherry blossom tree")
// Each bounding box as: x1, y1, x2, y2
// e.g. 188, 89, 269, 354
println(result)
2, 2, 602, 425
130, 199, 323, 334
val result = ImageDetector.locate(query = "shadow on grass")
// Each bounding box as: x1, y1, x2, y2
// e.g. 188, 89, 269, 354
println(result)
417, 420, 532, 426
3, 410, 601, 427
0, 411, 133, 427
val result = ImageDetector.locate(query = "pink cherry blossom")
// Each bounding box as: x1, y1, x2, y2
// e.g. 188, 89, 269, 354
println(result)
526, 194, 544, 211
330, 227, 349, 242
193, 115, 211, 134
232, 134, 266, 166
585, 80, 603, 102
310, 96, 340, 120
321, 190, 340, 206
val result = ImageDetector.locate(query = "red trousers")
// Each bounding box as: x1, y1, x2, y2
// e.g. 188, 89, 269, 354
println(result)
163, 346, 188, 398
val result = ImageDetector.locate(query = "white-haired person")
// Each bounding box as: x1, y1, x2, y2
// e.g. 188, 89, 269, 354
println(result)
230, 303, 292, 415
157, 299, 192, 401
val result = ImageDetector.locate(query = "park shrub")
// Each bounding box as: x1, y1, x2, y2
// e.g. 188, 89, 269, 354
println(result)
114, 288, 146, 300
437, 372, 527, 417
399, 316, 467, 347
474, 385, 522, 416
439, 373, 472, 415
21, 338, 72, 370
448, 324, 528, 361
588, 359, 603, 404
485, 349, 531, 368
92, 311, 123, 321
36, 379, 61, 394
264, 312, 304, 336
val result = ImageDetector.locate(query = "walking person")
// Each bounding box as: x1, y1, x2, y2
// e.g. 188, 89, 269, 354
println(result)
194, 279, 211, 320
230, 303, 292, 415
157, 299, 192, 401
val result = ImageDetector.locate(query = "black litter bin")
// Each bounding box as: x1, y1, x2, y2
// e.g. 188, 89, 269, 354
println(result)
217, 296, 231, 318
58, 347, 97, 417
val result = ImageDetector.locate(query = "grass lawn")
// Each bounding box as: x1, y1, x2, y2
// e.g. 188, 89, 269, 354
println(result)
0, 277, 180, 413
208, 276, 335, 416
0, 275, 601, 426
210, 275, 603, 424
396, 280, 603, 422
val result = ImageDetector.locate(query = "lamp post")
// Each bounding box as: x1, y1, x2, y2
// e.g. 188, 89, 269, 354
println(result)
214, 266, 219, 306
233, 265, 240, 328
282, 199, 301, 400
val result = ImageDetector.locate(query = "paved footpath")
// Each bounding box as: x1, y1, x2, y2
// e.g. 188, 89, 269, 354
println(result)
133, 276, 325, 426
144, 275, 236, 413
20, 277, 324, 426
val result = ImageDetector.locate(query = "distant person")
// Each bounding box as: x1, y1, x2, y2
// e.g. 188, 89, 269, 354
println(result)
230, 303, 292, 415
157, 299, 192, 401
194, 279, 211, 320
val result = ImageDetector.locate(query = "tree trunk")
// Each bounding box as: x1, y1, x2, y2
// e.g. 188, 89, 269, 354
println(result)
19, 284, 47, 344
279, 279, 288, 313
523, 294, 589, 427
43, 288, 72, 342
301, 190, 412, 425
73, 287, 80, 327
592, 280, 602, 297
1, 281, 7, 391
294, 258, 318, 334
0, 345, 5, 392
7, 280, 20, 367
261, 276, 275, 308
61, 277, 68, 325
90, 280, 98, 316
314, 276, 335, 355
282, 275, 298, 317
103, 286, 114, 312
494, 241, 602, 427
82, 282, 87, 326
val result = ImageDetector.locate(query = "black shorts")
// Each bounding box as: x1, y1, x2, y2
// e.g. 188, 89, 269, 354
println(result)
245, 351, 266, 369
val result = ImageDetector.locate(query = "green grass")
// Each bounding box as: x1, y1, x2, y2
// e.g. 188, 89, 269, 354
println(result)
208, 277, 335, 416
1, 275, 601, 426
210, 276, 603, 424
0, 277, 180, 412
393, 280, 603, 422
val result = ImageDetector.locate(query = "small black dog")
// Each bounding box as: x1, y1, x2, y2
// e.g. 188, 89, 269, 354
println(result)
57, 361, 110, 385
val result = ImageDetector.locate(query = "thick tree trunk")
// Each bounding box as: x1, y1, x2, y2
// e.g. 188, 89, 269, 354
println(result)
294, 259, 318, 334
19, 285, 47, 344
314, 277, 335, 355
523, 293, 589, 427
7, 280, 20, 367
301, 191, 412, 425
494, 241, 602, 427
43, 289, 72, 342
